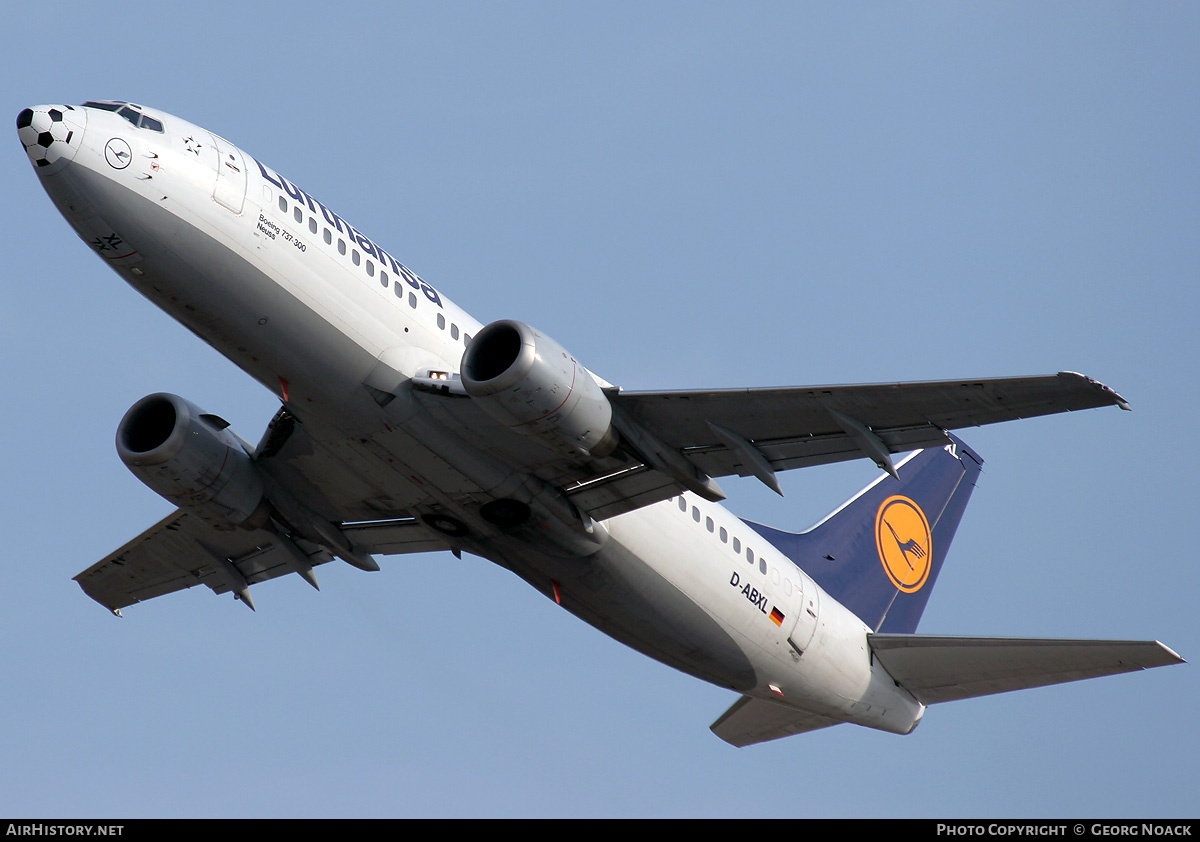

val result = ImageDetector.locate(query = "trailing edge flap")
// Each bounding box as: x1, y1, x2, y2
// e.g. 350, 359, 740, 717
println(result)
869, 635, 1184, 705
710, 695, 842, 747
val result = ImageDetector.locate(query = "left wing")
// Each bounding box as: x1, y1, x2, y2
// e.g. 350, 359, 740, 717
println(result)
567, 372, 1127, 520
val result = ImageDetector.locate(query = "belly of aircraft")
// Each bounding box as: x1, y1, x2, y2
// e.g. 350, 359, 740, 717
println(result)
59, 164, 385, 426
490, 530, 760, 693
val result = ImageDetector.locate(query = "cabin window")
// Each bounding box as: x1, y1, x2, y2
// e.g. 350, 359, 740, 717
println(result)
436, 313, 446, 330
394, 281, 404, 298
381, 271, 389, 288
746, 547, 754, 564
464, 334, 472, 345
719, 527, 727, 543
706, 517, 714, 533
759, 558, 767, 575
338, 239, 346, 255
692, 506, 701, 523
278, 196, 287, 212
678, 498, 687, 512
323, 229, 332, 245
308, 218, 317, 234
450, 324, 459, 340
352, 249, 360, 266
293, 207, 303, 223
733, 538, 741, 553
409, 292, 417, 308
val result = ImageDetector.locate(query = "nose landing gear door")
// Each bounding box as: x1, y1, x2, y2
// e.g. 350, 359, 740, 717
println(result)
208, 133, 247, 215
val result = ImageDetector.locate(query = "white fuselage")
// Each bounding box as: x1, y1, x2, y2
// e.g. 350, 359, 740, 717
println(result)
29, 103, 924, 734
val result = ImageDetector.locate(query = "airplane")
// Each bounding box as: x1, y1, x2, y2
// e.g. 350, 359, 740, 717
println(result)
17, 100, 1182, 746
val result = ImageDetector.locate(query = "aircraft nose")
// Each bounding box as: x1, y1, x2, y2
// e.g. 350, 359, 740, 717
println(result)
17, 104, 86, 175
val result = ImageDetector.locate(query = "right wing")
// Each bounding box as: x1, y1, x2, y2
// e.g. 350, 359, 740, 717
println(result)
74, 508, 449, 614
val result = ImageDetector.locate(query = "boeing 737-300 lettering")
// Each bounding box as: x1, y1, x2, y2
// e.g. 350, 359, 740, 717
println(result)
17, 100, 1182, 745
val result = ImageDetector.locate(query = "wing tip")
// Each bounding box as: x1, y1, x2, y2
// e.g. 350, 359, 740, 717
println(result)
1057, 371, 1131, 410
1152, 640, 1186, 665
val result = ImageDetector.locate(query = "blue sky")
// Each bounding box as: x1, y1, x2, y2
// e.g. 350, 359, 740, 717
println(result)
3, 2, 1197, 818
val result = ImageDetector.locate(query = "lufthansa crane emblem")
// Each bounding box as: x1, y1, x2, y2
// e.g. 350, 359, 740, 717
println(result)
875, 495, 932, 593
104, 138, 132, 169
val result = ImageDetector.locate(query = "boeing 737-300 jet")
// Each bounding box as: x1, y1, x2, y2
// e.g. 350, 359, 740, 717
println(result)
18, 100, 1182, 745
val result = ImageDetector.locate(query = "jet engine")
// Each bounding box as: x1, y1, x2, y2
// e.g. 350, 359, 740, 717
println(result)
116, 393, 267, 530
461, 320, 618, 458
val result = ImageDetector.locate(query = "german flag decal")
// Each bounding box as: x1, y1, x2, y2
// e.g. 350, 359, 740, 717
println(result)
769, 607, 786, 627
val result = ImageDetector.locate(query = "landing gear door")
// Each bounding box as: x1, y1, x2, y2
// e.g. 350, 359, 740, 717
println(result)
209, 133, 247, 215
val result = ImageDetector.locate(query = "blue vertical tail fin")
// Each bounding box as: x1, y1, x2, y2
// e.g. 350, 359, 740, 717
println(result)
743, 435, 983, 634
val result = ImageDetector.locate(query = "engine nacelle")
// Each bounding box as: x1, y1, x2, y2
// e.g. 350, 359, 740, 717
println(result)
461, 320, 618, 458
116, 393, 266, 530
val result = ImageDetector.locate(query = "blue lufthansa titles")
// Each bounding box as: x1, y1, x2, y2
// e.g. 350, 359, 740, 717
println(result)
254, 158, 443, 308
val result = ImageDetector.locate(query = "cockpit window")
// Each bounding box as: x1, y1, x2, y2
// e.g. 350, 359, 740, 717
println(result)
80, 101, 163, 132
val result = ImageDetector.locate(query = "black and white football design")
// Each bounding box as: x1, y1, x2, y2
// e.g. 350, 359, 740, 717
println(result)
17, 105, 85, 172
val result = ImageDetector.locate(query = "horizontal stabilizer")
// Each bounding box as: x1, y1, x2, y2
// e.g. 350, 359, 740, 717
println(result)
869, 634, 1184, 705
710, 695, 842, 747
